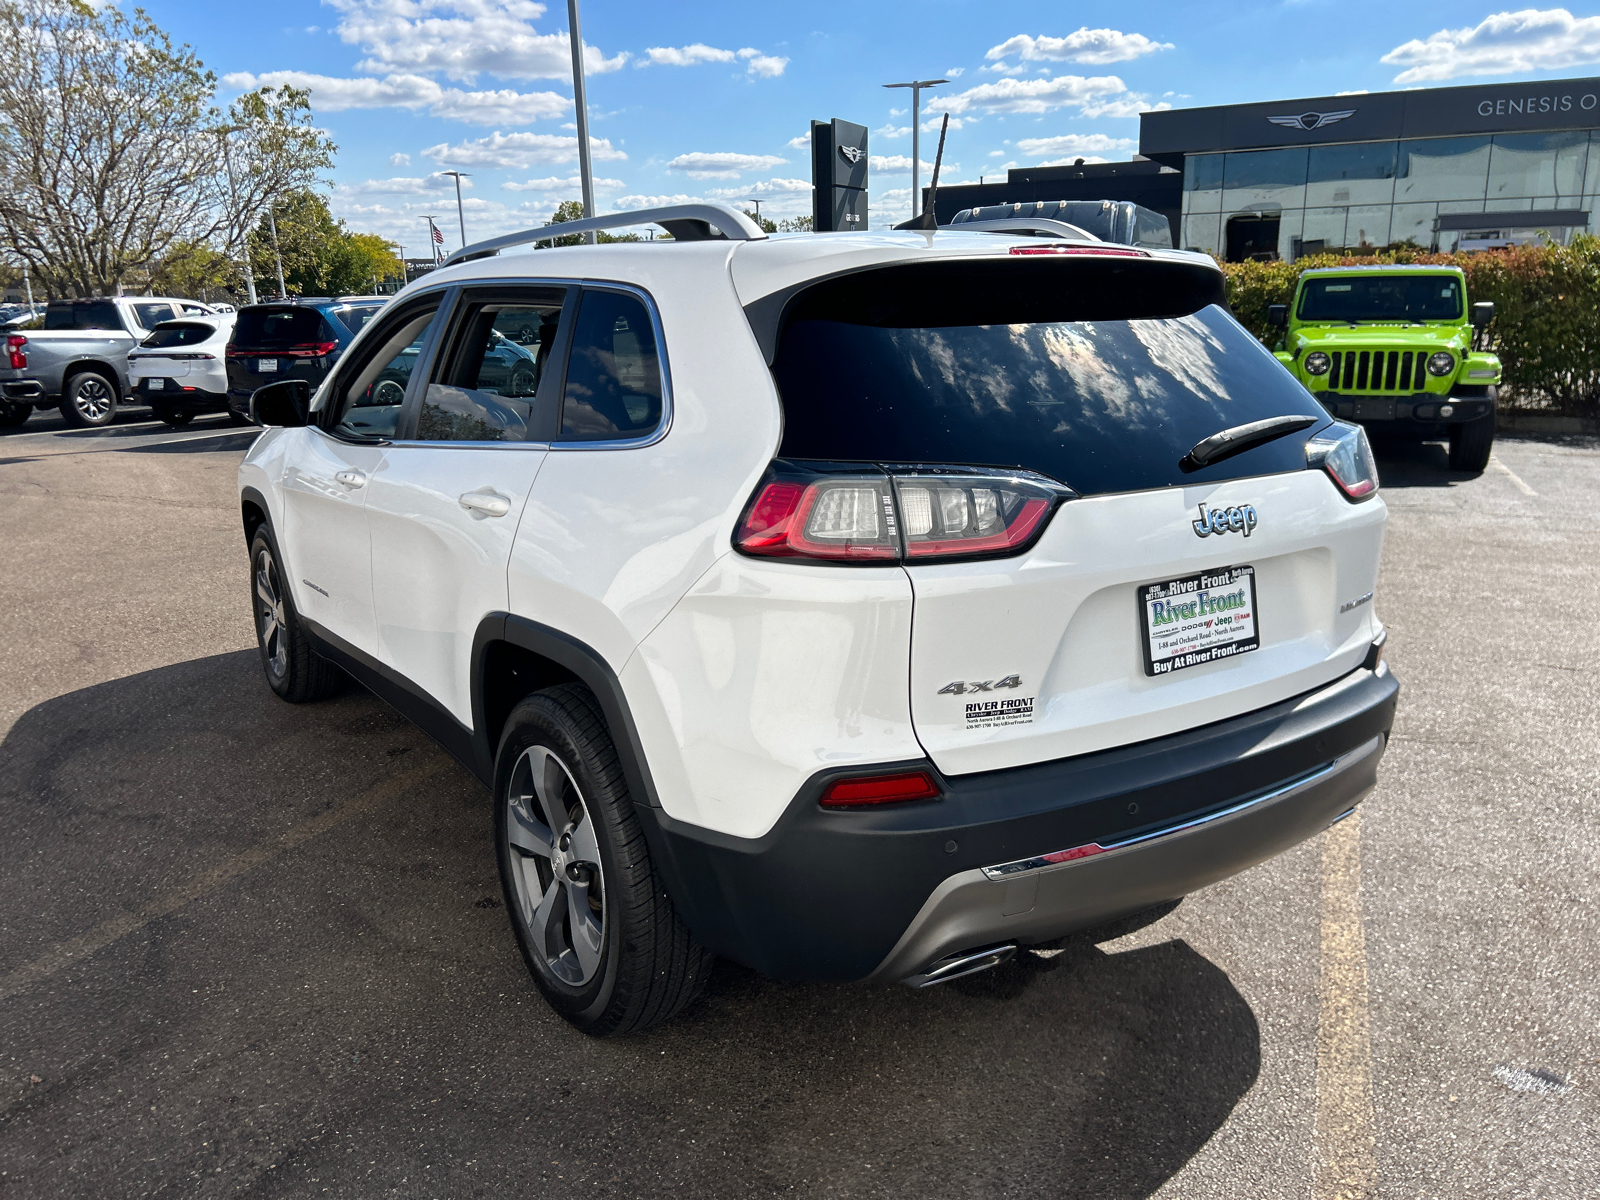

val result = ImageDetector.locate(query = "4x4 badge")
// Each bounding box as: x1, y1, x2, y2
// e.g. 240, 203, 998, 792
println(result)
1192, 503, 1258, 538
938, 675, 1021, 696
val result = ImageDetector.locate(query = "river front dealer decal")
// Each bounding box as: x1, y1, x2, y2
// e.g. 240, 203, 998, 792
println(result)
1138, 565, 1260, 677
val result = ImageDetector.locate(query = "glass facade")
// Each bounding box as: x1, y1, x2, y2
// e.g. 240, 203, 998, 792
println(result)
1181, 130, 1600, 260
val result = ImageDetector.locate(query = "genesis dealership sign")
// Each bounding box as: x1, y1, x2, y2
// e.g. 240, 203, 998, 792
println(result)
1141, 76, 1600, 162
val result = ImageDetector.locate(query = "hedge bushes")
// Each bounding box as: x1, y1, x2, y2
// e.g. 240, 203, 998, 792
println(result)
1218, 237, 1600, 415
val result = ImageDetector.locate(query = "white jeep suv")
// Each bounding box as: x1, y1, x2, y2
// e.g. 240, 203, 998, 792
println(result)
237, 204, 1397, 1036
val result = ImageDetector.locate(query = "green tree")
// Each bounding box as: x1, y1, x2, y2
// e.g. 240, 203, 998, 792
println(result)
778, 215, 813, 233
217, 86, 338, 267
249, 190, 399, 296
741, 209, 778, 234
535, 199, 643, 246
147, 240, 243, 300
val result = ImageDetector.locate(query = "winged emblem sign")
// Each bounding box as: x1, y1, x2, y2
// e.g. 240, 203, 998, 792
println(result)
838, 144, 865, 165
1267, 109, 1356, 132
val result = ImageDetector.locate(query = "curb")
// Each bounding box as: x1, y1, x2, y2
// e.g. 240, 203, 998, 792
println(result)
1497, 412, 1600, 436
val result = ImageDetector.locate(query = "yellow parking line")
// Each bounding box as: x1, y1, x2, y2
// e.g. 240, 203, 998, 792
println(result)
1314, 809, 1378, 1200
0, 759, 449, 1004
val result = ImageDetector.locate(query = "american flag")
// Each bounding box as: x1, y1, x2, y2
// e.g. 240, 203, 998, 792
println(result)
429, 219, 444, 265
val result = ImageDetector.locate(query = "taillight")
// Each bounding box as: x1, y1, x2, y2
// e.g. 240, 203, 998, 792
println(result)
297, 340, 338, 358
734, 461, 1071, 564
6, 335, 26, 370
1306, 421, 1380, 502
820, 770, 941, 808
1008, 245, 1146, 257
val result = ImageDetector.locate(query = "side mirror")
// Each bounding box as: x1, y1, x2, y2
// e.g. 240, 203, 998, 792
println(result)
1267, 304, 1288, 328
1470, 301, 1495, 328
250, 379, 311, 427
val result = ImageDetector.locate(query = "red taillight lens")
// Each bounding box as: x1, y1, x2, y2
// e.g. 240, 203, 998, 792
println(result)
6, 335, 26, 370
1306, 421, 1380, 502
735, 463, 1071, 565
820, 770, 941, 808
1008, 245, 1146, 257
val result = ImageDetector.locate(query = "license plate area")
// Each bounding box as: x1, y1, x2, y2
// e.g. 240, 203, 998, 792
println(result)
147, 378, 167, 390
1139, 565, 1259, 677
257, 358, 278, 373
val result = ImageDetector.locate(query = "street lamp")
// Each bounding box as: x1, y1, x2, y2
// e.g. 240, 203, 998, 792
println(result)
567, 0, 597, 244
882, 78, 948, 219
743, 198, 764, 221
441, 171, 471, 247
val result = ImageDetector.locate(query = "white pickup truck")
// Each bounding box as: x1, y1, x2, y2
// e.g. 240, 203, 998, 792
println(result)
1, 296, 218, 428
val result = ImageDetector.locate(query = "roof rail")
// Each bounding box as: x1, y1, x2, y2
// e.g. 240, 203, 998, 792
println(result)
443, 202, 768, 266
940, 217, 1101, 242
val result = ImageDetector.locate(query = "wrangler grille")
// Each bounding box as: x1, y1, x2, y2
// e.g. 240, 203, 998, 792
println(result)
1327, 350, 1428, 393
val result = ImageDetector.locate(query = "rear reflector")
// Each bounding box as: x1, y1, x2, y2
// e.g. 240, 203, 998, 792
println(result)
820, 770, 941, 808
1008, 245, 1147, 257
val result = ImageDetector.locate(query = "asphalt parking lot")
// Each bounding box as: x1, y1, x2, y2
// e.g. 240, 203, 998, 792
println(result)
1, 411, 1596, 1199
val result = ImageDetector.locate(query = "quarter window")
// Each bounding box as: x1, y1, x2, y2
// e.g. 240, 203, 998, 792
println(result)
559, 289, 663, 442
330, 303, 441, 441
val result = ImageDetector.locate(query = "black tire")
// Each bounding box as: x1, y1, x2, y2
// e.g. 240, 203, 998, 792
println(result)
0, 403, 29, 429
1448, 413, 1495, 474
227, 407, 251, 426
59, 372, 119, 428
248, 528, 343, 703
494, 684, 712, 1037
151, 404, 193, 427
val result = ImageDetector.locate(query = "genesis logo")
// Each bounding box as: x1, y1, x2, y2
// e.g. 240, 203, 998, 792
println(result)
1192, 503, 1258, 538
838, 144, 864, 165
1268, 109, 1355, 132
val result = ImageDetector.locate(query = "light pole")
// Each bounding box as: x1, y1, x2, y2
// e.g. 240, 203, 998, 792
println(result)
441, 171, 471, 247
744, 198, 763, 219
422, 216, 443, 266
219, 131, 258, 305
567, 0, 596, 244
266, 203, 287, 297
882, 78, 948, 219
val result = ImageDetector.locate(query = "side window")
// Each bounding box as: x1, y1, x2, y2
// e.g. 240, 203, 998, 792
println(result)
560, 289, 663, 442
131, 302, 176, 330
329, 303, 441, 440
417, 289, 566, 443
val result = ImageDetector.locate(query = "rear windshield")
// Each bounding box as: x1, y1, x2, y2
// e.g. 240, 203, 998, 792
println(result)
333, 304, 383, 334
141, 322, 215, 348
1298, 275, 1463, 322
770, 259, 1328, 497
45, 301, 120, 331
232, 307, 332, 348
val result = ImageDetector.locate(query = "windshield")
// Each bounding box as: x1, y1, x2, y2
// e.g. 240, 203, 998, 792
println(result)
772, 260, 1327, 497
1298, 275, 1464, 323
141, 323, 215, 348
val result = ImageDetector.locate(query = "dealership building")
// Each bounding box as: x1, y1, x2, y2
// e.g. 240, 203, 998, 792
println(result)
934, 76, 1600, 262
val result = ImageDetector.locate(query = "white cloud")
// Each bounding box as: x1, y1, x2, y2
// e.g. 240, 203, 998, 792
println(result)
613, 193, 704, 209
708, 177, 813, 197
422, 131, 627, 169
738, 48, 789, 78
985, 29, 1173, 66
641, 43, 735, 66
636, 43, 786, 77
502, 174, 626, 191
787, 132, 811, 149
389, 152, 411, 166
981, 61, 1029, 75
921, 115, 967, 132
870, 155, 950, 174
988, 149, 1005, 157
946, 67, 965, 78
1078, 95, 1169, 119
222, 70, 569, 126
942, 74, 1132, 116
337, 174, 472, 196
1336, 89, 1371, 96
876, 123, 911, 139
1381, 8, 1600, 82
1014, 133, 1138, 158
330, 0, 627, 83
667, 151, 788, 179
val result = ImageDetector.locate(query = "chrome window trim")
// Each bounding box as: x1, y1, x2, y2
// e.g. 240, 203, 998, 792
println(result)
381, 276, 673, 452
980, 756, 1343, 880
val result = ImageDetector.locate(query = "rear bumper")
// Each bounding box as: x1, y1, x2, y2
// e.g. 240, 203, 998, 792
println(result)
1323, 389, 1494, 429
2, 379, 47, 402
637, 662, 1399, 982
135, 382, 228, 412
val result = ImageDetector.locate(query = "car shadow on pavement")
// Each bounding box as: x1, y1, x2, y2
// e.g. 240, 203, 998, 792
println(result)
0, 651, 1260, 1200
1371, 437, 1476, 488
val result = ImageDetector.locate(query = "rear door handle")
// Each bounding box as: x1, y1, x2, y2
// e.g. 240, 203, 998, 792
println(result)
459, 489, 513, 517
335, 469, 366, 489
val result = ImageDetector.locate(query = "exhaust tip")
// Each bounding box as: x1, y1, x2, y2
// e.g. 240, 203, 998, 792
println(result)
899, 942, 1017, 989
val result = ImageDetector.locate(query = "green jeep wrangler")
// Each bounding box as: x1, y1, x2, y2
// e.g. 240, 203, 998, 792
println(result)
1269, 265, 1501, 473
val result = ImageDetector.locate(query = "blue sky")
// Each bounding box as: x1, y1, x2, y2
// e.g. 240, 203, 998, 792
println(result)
137, 0, 1600, 247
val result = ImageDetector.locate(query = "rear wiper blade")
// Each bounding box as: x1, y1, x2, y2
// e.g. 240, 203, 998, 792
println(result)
1180, 414, 1320, 472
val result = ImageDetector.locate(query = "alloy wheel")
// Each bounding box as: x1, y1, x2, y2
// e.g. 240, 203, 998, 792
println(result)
505, 746, 606, 987
73, 377, 115, 422
253, 547, 289, 680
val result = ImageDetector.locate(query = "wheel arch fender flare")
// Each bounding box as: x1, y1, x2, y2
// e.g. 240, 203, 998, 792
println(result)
62, 358, 123, 397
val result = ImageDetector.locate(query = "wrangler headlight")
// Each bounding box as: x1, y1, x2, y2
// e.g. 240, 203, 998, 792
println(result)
1426, 351, 1455, 377
1303, 351, 1331, 375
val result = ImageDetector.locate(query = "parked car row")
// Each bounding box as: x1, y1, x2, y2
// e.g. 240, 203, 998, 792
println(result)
0, 294, 390, 430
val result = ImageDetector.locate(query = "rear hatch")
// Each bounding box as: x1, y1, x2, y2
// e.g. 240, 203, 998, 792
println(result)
226, 305, 344, 400
764, 251, 1387, 776
130, 321, 217, 391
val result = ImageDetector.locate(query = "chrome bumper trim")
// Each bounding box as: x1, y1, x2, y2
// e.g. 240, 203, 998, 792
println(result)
981, 759, 1341, 880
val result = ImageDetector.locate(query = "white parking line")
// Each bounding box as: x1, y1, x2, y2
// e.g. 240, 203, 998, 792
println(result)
1489, 454, 1537, 496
